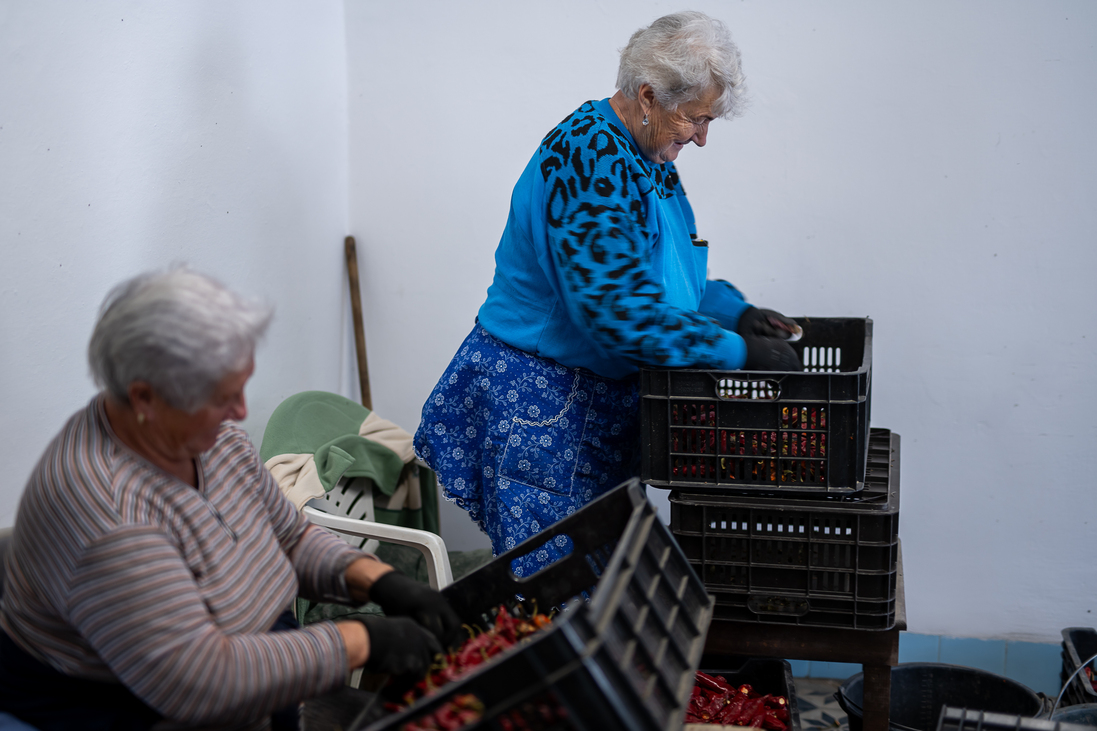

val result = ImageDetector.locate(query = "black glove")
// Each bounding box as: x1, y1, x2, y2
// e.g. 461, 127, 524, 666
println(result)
368, 570, 463, 650
737, 308, 803, 371
359, 614, 441, 677
737, 306, 800, 339
741, 335, 804, 371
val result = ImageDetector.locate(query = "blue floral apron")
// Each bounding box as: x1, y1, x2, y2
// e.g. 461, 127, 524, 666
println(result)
414, 323, 640, 578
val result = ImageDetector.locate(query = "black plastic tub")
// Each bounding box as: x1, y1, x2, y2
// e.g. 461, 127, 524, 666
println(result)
1050, 704, 1097, 726
938, 707, 1093, 731
836, 663, 1047, 731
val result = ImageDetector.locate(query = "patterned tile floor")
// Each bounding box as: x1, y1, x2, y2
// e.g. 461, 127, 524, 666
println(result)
796, 677, 851, 731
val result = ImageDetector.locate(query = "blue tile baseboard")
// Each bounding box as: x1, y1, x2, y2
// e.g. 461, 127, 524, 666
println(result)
788, 633, 1062, 696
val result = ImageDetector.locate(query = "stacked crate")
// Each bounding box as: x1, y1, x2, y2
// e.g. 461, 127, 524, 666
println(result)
640, 318, 901, 630
354, 480, 714, 731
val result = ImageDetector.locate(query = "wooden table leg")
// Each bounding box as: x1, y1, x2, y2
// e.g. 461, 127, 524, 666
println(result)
861, 663, 893, 731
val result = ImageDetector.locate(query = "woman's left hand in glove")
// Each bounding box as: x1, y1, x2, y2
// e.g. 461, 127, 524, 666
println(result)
737, 307, 800, 340
367, 570, 463, 650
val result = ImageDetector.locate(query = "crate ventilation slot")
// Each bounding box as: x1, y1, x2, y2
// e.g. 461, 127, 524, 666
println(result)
716, 378, 780, 401
802, 346, 841, 372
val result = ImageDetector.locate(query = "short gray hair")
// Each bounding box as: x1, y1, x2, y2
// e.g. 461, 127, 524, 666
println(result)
617, 11, 747, 119
88, 266, 273, 412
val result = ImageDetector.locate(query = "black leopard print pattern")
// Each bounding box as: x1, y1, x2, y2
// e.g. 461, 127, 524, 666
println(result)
537, 101, 731, 368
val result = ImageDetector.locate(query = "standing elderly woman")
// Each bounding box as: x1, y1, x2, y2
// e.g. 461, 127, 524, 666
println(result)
0, 267, 458, 731
415, 12, 801, 574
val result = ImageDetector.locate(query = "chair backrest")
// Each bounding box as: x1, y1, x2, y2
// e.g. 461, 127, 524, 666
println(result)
303, 478, 453, 589
306, 478, 379, 553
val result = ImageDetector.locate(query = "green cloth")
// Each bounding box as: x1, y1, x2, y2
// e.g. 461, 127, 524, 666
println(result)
259, 391, 405, 496
375, 469, 440, 535
260, 390, 439, 535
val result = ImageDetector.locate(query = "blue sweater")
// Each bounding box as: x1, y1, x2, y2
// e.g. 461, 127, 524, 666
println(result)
477, 99, 752, 379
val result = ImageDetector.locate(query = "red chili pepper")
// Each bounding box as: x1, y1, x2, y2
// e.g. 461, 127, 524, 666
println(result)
702, 693, 727, 718
761, 710, 788, 731
715, 692, 748, 724
436, 705, 459, 729
690, 676, 792, 727
733, 697, 765, 726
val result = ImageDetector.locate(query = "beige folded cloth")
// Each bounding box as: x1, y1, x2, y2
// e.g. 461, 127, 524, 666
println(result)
265, 412, 422, 513
265, 453, 325, 511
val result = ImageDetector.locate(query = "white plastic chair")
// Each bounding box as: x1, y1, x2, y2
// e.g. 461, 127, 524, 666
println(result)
303, 476, 453, 689
303, 476, 453, 590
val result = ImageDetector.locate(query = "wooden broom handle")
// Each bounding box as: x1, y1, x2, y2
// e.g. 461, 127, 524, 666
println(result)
344, 236, 372, 410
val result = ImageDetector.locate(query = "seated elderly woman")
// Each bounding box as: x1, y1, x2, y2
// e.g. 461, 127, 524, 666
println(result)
415, 11, 802, 575
0, 268, 459, 731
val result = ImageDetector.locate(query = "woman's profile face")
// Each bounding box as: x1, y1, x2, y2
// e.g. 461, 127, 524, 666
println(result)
154, 358, 254, 457
642, 86, 720, 164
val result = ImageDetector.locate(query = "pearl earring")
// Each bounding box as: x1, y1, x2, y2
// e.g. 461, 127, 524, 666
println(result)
642, 114, 649, 126
137, 413, 145, 424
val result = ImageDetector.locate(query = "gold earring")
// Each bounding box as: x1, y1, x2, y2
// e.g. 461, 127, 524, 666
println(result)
137, 413, 146, 424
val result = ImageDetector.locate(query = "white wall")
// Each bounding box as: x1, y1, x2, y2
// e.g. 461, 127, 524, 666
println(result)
0, 1, 357, 523
2, 1, 1092, 644
346, 1, 1097, 641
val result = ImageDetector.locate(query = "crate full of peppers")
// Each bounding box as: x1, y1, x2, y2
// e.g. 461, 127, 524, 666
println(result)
670, 429, 899, 631
352, 479, 715, 731
685, 657, 801, 731
640, 317, 872, 496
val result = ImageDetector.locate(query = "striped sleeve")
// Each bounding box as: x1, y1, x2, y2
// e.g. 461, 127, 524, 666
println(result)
68, 525, 348, 724
290, 524, 371, 604
249, 443, 368, 604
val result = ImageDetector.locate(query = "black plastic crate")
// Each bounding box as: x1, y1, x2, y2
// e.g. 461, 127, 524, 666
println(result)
1060, 627, 1097, 707
641, 317, 872, 496
669, 428, 899, 630
938, 708, 1089, 731
687, 657, 802, 731
353, 479, 714, 731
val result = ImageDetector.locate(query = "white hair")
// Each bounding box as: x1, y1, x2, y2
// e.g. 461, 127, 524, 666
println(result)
88, 266, 273, 411
616, 11, 748, 119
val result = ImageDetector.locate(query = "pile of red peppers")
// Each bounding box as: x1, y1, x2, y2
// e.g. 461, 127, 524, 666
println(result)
391, 605, 554, 731
686, 671, 790, 729
401, 694, 484, 731
396, 605, 552, 706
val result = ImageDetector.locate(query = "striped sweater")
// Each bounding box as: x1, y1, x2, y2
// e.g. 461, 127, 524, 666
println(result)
0, 396, 366, 728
